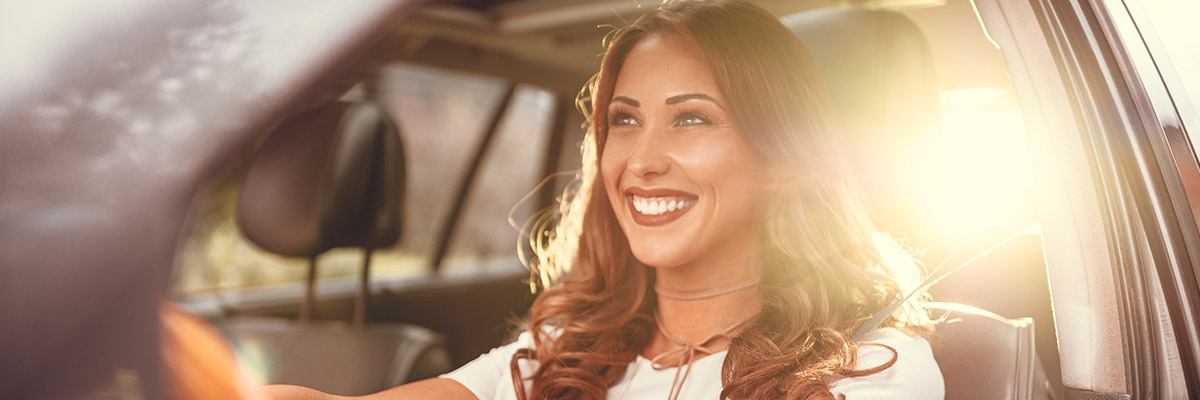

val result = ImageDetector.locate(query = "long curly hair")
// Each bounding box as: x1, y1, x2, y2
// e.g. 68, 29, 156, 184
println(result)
516, 1, 933, 399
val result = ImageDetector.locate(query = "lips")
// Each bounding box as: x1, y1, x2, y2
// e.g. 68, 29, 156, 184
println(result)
624, 187, 698, 226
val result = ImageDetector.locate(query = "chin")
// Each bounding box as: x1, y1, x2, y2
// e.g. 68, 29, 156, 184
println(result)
626, 244, 688, 269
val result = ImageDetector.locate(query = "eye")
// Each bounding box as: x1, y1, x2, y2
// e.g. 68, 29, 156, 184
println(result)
673, 111, 712, 127
610, 112, 641, 127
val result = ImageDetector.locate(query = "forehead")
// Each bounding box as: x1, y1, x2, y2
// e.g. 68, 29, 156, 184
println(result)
612, 33, 723, 102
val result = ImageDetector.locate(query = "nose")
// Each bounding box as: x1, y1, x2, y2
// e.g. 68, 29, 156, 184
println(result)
626, 127, 670, 178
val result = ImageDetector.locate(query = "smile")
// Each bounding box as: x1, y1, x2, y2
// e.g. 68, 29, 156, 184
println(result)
631, 195, 696, 215
623, 187, 699, 226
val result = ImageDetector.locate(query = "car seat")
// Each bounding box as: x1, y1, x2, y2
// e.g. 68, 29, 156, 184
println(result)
783, 8, 1053, 399
216, 100, 452, 395
923, 302, 1052, 398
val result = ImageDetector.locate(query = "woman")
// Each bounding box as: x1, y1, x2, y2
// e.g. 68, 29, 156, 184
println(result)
268, 0, 942, 399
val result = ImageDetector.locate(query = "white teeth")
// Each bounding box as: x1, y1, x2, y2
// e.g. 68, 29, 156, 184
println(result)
630, 195, 695, 216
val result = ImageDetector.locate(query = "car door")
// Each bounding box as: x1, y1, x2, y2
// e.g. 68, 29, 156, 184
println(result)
973, 0, 1200, 397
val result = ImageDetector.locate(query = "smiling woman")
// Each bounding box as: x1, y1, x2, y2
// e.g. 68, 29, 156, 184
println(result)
601, 33, 772, 275
266, 1, 942, 399
494, 1, 941, 399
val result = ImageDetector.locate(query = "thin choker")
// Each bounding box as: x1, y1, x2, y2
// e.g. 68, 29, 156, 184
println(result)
650, 309, 754, 400
654, 278, 761, 301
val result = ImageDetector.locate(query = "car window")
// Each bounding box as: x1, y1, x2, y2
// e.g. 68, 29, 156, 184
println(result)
439, 82, 556, 271
171, 63, 555, 296
1131, 0, 1200, 128
919, 87, 1033, 238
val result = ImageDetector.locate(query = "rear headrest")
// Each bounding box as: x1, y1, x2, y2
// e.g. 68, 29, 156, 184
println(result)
237, 101, 405, 257
782, 8, 941, 234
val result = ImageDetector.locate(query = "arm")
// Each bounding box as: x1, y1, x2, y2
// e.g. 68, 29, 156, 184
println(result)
160, 302, 481, 400
265, 378, 477, 400
266, 330, 537, 400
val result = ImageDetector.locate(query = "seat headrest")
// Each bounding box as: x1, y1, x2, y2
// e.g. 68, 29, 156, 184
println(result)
782, 8, 941, 233
237, 101, 405, 257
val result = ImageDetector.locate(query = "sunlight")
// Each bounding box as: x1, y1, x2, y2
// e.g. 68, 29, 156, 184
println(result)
918, 88, 1034, 237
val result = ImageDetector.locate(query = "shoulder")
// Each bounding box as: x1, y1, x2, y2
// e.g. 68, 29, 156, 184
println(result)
828, 327, 944, 400
440, 331, 536, 400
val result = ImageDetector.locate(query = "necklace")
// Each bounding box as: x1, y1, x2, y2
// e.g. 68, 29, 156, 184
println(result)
639, 278, 760, 399
648, 309, 754, 400
653, 277, 761, 301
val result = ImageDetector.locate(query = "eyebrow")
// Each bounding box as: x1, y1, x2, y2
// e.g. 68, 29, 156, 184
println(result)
610, 93, 722, 108
611, 96, 640, 107
666, 93, 722, 108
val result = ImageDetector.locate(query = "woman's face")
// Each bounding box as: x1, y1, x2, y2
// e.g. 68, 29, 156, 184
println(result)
601, 33, 774, 271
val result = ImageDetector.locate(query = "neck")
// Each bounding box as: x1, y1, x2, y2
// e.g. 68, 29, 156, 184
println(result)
650, 255, 763, 346
653, 283, 762, 344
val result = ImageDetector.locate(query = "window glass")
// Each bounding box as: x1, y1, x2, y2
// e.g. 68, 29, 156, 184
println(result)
171, 63, 555, 296
919, 88, 1033, 238
377, 63, 511, 259
1133, 0, 1200, 127
443, 85, 556, 271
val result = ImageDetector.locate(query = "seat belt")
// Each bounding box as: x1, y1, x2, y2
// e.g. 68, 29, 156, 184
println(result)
852, 210, 1040, 340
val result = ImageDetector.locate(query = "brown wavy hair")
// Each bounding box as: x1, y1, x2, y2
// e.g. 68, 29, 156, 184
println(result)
516, 1, 932, 399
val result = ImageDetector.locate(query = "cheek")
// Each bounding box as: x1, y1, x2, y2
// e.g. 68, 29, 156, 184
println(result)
703, 141, 771, 212
677, 137, 758, 181
599, 140, 625, 202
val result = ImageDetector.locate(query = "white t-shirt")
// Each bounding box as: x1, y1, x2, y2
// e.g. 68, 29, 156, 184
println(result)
442, 327, 944, 399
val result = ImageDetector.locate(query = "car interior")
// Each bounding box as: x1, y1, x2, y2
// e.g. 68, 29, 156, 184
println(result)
5, 0, 1198, 399
165, 0, 1060, 398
